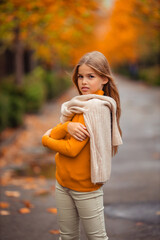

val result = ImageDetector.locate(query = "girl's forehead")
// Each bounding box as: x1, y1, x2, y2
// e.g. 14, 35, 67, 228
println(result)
78, 64, 96, 74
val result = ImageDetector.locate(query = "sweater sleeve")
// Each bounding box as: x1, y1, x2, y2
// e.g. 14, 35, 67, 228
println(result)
49, 121, 71, 140
42, 114, 90, 157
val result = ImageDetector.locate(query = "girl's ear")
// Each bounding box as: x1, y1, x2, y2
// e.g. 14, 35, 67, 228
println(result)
103, 77, 108, 84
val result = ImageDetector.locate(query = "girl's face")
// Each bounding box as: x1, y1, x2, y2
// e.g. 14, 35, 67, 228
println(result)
77, 64, 108, 95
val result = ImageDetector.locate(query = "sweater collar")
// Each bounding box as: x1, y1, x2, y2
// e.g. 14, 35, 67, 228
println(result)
93, 89, 104, 95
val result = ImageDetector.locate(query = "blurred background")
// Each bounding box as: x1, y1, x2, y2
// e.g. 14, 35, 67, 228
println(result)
0, 0, 160, 240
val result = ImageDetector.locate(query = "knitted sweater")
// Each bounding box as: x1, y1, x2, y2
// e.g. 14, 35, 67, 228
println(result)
42, 89, 105, 192
42, 90, 122, 192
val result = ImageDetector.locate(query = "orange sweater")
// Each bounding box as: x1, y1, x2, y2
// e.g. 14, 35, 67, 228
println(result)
42, 89, 104, 192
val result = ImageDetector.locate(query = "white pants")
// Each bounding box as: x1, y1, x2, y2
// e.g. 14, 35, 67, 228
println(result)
55, 180, 109, 240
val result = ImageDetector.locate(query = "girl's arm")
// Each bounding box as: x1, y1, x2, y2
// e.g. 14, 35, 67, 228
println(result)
49, 121, 72, 140
42, 133, 89, 158
42, 115, 90, 157
49, 118, 90, 141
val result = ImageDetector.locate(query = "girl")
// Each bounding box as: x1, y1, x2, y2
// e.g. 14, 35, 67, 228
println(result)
42, 51, 123, 240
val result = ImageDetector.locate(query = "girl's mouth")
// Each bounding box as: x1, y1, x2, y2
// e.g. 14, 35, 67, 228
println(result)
81, 88, 89, 91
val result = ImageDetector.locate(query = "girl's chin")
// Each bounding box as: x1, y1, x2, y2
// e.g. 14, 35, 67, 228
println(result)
82, 92, 90, 95
81, 89, 91, 94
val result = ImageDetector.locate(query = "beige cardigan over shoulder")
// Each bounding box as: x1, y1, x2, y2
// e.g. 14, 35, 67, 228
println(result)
60, 93, 123, 184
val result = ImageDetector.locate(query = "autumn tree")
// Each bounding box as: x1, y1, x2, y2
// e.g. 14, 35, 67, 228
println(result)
75, 0, 160, 67
0, 0, 101, 84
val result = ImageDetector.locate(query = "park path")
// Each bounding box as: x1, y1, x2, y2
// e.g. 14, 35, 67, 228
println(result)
103, 74, 160, 240
0, 74, 160, 240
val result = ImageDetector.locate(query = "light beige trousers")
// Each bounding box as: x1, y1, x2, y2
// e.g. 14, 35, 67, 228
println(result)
55, 180, 109, 240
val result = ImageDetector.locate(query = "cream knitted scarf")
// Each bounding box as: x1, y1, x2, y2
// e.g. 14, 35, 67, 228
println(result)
60, 93, 123, 184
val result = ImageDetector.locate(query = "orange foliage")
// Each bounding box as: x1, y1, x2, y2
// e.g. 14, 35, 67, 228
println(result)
71, 0, 160, 66
0, 0, 100, 65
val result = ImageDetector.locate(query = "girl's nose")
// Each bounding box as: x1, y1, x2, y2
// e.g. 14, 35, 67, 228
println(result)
82, 77, 88, 84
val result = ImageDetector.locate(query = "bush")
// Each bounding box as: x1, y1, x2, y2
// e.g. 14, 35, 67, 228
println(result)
0, 66, 72, 131
138, 65, 160, 86
114, 63, 160, 86
0, 93, 25, 130
43, 71, 72, 100
9, 96, 25, 127
0, 93, 10, 131
24, 80, 46, 113
43, 71, 59, 99
23, 67, 47, 112
0, 75, 24, 97
59, 74, 72, 89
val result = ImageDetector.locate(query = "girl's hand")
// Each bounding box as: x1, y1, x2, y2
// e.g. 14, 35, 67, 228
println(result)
67, 122, 90, 141
42, 128, 52, 137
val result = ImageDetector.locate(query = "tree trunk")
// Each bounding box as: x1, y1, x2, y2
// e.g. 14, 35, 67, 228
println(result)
14, 25, 24, 85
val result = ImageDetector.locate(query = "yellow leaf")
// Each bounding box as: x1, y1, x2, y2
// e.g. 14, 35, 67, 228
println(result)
0, 202, 10, 208
5, 191, 20, 197
34, 189, 50, 196
0, 210, 10, 215
47, 208, 57, 214
21, 200, 34, 208
18, 208, 31, 214
49, 229, 60, 234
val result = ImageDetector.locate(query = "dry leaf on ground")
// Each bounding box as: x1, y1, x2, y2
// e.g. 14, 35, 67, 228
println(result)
49, 229, 60, 234
136, 222, 144, 226
5, 191, 20, 197
23, 183, 38, 190
18, 208, 31, 214
47, 208, 57, 214
0, 210, 10, 215
0, 202, 10, 208
34, 189, 50, 196
21, 200, 34, 208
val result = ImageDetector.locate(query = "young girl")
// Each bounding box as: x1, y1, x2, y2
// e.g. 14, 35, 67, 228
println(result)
42, 51, 123, 240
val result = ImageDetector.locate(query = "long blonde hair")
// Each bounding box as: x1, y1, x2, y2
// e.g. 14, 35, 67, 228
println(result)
72, 51, 122, 156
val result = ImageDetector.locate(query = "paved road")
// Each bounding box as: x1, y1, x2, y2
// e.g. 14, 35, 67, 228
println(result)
102, 74, 160, 240
0, 74, 160, 240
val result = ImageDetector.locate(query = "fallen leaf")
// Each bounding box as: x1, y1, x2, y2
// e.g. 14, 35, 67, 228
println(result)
51, 185, 55, 191
33, 166, 41, 174
18, 208, 31, 214
136, 222, 144, 226
0, 202, 10, 208
152, 152, 160, 160
49, 229, 60, 234
0, 210, 10, 215
47, 208, 57, 214
5, 191, 20, 197
0, 158, 6, 168
21, 200, 34, 208
25, 177, 35, 183
23, 183, 38, 190
0, 170, 13, 186
34, 189, 50, 196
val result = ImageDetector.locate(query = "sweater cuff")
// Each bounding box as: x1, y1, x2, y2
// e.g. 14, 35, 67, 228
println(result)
63, 121, 71, 132
42, 135, 49, 146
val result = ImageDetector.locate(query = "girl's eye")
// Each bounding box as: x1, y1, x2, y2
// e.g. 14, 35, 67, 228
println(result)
78, 75, 83, 78
89, 75, 94, 78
